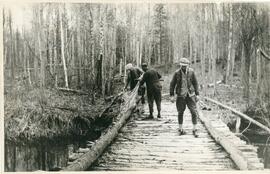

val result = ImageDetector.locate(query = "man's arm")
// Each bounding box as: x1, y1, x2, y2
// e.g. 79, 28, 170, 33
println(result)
192, 72, 199, 96
125, 73, 130, 89
157, 71, 162, 79
136, 68, 144, 81
170, 73, 177, 96
140, 72, 146, 86
138, 67, 144, 75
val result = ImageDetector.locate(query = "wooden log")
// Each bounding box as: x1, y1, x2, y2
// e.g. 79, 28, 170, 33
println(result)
198, 110, 249, 170
204, 96, 270, 134
62, 88, 140, 171
199, 109, 264, 170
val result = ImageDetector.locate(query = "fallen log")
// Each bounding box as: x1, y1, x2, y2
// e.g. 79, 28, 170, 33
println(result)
57, 87, 89, 95
62, 86, 140, 171
50, 106, 77, 112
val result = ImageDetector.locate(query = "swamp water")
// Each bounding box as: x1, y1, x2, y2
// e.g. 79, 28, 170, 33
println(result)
4, 139, 90, 172
244, 132, 270, 169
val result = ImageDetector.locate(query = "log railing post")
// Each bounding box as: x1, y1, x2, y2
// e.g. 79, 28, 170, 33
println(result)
236, 116, 241, 133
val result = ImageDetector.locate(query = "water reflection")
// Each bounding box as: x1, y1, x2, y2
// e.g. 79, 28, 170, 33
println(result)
5, 140, 71, 172
243, 132, 270, 169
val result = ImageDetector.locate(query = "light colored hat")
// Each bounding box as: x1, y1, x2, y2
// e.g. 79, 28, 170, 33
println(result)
141, 63, 148, 67
179, 58, 190, 66
125, 63, 133, 70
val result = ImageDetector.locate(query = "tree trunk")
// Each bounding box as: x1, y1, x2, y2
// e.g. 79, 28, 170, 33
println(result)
76, 13, 81, 88
91, 43, 95, 89
242, 42, 252, 104
201, 6, 206, 94
230, 39, 236, 80
225, 4, 233, 84
8, 10, 15, 82
54, 13, 58, 88
256, 49, 262, 103
39, 6, 46, 87
60, 6, 69, 88
136, 40, 140, 66
212, 4, 217, 96
148, 4, 151, 65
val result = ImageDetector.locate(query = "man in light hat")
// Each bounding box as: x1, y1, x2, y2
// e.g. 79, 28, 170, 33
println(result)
169, 58, 200, 137
124, 63, 144, 91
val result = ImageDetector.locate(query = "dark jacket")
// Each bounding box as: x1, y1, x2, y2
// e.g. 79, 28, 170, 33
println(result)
126, 67, 143, 90
170, 68, 199, 96
140, 68, 162, 93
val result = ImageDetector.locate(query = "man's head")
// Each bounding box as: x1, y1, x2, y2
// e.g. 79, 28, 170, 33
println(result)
125, 63, 133, 72
179, 58, 190, 72
141, 63, 148, 72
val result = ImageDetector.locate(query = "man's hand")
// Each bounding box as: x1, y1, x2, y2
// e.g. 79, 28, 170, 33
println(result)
195, 95, 200, 102
137, 75, 143, 81
170, 96, 175, 103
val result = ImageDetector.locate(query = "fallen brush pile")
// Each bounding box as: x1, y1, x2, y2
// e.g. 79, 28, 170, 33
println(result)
4, 87, 123, 143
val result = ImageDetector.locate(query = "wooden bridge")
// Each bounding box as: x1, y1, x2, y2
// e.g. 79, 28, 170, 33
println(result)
63, 87, 266, 171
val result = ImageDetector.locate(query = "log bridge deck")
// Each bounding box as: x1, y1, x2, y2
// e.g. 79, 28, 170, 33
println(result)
91, 100, 264, 171
63, 88, 265, 171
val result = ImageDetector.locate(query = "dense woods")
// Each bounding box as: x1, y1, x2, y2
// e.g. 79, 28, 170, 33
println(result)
3, 3, 270, 122
3, 3, 270, 172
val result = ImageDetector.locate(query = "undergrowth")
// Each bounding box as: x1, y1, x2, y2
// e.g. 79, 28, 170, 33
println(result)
4, 84, 110, 143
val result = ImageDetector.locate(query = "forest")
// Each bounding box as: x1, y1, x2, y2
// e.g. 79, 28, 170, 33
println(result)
3, 3, 270, 141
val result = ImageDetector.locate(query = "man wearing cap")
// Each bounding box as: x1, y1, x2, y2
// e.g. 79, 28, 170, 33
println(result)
140, 63, 162, 119
170, 58, 200, 137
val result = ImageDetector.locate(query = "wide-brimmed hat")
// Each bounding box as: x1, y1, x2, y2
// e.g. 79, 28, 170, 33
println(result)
125, 63, 133, 70
179, 58, 190, 66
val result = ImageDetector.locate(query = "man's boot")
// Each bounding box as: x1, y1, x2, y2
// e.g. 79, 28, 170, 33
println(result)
141, 97, 145, 104
178, 129, 186, 135
193, 129, 199, 138
148, 113, 154, 119
157, 112, 161, 118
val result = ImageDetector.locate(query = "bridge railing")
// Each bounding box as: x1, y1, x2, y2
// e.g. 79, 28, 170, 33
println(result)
204, 97, 270, 135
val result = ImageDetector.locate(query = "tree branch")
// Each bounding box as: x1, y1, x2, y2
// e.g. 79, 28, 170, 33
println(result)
259, 48, 270, 61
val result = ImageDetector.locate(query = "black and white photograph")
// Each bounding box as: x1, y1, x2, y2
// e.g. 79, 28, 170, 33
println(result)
3, 0, 270, 172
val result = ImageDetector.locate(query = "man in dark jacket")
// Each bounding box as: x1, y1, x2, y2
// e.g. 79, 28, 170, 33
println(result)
124, 63, 146, 104
140, 63, 162, 119
170, 58, 200, 137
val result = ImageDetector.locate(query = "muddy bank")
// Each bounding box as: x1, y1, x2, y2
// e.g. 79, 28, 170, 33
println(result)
4, 86, 122, 143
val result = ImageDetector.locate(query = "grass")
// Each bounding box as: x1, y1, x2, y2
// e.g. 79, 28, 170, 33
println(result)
4, 83, 111, 143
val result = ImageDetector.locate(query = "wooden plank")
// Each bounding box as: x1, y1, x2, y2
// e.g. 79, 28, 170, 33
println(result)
92, 101, 237, 171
